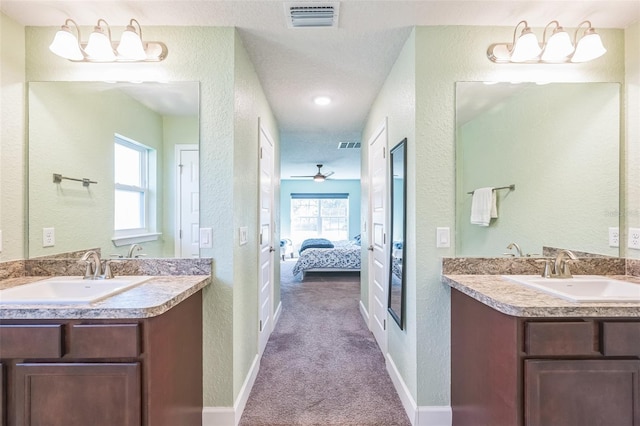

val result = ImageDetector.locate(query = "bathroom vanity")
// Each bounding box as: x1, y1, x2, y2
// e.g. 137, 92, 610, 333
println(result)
444, 274, 640, 426
0, 275, 209, 426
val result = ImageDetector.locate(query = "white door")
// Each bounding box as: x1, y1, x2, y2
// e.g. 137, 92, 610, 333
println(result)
368, 121, 388, 354
176, 145, 200, 258
258, 122, 275, 356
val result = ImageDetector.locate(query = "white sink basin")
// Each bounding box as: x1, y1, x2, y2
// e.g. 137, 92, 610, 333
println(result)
0, 276, 152, 304
502, 275, 640, 302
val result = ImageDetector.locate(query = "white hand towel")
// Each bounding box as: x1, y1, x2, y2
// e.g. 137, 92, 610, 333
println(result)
470, 187, 496, 226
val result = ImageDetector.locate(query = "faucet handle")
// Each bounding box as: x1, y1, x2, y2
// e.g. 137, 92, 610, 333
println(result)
560, 258, 577, 277
101, 260, 114, 279
535, 259, 553, 278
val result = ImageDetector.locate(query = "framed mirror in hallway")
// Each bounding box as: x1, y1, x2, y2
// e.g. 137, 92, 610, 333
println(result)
389, 138, 407, 329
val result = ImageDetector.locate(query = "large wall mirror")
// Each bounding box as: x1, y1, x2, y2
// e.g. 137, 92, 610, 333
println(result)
28, 81, 200, 259
389, 138, 407, 329
455, 82, 620, 258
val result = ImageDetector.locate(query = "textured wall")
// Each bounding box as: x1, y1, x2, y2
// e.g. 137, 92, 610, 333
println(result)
625, 21, 640, 258
361, 29, 417, 397
0, 13, 26, 261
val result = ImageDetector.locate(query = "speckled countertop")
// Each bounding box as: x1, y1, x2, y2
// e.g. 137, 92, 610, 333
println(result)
443, 274, 640, 318
0, 275, 210, 320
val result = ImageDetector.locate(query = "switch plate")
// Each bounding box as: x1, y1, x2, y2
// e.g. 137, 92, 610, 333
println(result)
436, 227, 450, 248
608, 227, 619, 247
43, 227, 55, 247
239, 227, 248, 246
629, 228, 640, 250
199, 228, 212, 249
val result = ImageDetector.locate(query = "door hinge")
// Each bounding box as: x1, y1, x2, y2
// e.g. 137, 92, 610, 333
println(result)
259, 320, 263, 332
260, 147, 263, 159
383, 319, 386, 330
178, 163, 183, 174
384, 233, 386, 244
259, 233, 263, 244
179, 229, 182, 239
383, 147, 386, 158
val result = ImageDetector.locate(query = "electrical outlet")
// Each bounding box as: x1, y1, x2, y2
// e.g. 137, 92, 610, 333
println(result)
629, 228, 640, 250
43, 227, 55, 247
609, 227, 619, 247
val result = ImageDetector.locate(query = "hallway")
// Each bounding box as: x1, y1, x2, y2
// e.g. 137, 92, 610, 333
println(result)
239, 260, 410, 425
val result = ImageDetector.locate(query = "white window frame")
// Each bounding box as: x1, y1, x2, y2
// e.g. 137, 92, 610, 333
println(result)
112, 134, 160, 246
290, 193, 349, 244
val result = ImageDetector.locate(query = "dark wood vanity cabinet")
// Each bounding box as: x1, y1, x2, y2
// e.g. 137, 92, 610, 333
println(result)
0, 291, 202, 426
452, 289, 640, 426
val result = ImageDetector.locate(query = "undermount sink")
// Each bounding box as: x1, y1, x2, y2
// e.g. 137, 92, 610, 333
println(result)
502, 275, 640, 302
0, 276, 152, 304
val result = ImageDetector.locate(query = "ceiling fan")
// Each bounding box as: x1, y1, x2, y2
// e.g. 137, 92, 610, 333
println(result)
291, 164, 335, 182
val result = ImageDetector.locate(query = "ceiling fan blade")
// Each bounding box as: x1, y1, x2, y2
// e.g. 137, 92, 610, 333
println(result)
323, 171, 335, 178
290, 175, 314, 178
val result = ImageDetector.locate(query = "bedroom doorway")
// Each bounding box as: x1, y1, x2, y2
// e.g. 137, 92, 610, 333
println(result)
258, 121, 276, 356
368, 119, 388, 354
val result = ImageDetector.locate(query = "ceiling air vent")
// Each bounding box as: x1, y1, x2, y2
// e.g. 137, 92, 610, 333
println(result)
338, 142, 361, 149
286, 3, 339, 28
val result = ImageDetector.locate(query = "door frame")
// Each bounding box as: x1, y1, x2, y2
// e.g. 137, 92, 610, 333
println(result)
174, 144, 199, 257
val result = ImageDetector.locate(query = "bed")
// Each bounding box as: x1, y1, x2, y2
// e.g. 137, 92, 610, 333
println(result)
292, 237, 361, 279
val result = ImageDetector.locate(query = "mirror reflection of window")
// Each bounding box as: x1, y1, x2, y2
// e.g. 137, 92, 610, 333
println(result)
114, 135, 155, 235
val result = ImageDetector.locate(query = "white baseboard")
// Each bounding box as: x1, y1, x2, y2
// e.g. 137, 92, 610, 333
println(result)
203, 353, 261, 426
359, 299, 369, 324
386, 354, 452, 426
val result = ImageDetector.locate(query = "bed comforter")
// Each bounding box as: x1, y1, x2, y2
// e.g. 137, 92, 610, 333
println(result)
292, 240, 361, 277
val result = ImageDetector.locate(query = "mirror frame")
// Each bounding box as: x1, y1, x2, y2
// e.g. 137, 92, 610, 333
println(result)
388, 138, 407, 330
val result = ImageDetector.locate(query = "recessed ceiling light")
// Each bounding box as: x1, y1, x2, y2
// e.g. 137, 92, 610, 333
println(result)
314, 96, 331, 106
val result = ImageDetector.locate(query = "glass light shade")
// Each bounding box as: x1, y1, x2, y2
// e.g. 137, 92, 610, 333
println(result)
541, 29, 574, 62
117, 26, 146, 60
313, 175, 325, 182
85, 28, 116, 61
571, 31, 607, 62
49, 27, 84, 60
510, 30, 541, 62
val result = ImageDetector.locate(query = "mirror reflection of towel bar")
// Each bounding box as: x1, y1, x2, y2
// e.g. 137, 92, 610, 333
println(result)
467, 184, 515, 195
53, 173, 98, 187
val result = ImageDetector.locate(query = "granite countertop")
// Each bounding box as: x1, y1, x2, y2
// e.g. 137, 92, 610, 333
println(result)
443, 274, 640, 318
0, 275, 210, 320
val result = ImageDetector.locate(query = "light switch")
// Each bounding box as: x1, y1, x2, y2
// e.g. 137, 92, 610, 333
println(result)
199, 228, 212, 249
436, 227, 450, 248
239, 227, 248, 246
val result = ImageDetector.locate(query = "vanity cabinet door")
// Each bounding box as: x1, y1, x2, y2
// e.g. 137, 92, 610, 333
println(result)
1, 363, 4, 426
13, 363, 141, 426
524, 359, 640, 426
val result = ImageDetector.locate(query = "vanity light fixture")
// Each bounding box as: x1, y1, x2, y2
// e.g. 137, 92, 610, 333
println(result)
49, 18, 168, 62
487, 20, 606, 64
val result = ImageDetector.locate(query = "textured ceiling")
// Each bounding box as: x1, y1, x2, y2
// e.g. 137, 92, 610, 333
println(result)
3, 0, 639, 180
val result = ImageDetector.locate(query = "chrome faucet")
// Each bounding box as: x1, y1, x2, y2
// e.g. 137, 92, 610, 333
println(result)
127, 243, 143, 258
80, 250, 113, 280
504, 242, 523, 257
553, 249, 578, 278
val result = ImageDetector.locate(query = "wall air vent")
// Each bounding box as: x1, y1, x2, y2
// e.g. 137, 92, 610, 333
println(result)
286, 3, 339, 28
338, 142, 361, 149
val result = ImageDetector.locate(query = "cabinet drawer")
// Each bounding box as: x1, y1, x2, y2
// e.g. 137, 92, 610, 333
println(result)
69, 324, 140, 358
0, 325, 63, 359
525, 322, 598, 356
603, 322, 640, 356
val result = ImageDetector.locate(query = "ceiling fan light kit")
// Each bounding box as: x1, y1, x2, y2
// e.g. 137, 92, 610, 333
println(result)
292, 164, 335, 182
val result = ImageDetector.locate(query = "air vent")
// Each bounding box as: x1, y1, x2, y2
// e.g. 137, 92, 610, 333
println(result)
286, 3, 339, 28
338, 142, 361, 149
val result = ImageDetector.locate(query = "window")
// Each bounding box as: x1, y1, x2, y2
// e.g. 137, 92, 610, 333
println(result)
290, 193, 349, 243
113, 135, 155, 240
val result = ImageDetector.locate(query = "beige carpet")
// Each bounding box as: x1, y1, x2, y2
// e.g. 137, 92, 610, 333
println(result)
239, 260, 411, 426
